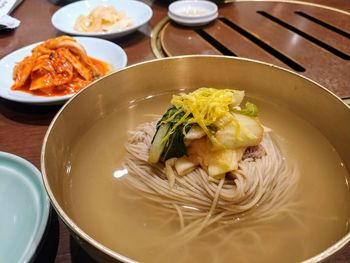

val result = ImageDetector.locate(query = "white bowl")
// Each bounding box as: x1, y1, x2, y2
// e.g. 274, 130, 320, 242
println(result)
52, 0, 153, 39
169, 0, 218, 19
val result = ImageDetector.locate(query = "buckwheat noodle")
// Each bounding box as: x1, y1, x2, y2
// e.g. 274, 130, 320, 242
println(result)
124, 120, 299, 240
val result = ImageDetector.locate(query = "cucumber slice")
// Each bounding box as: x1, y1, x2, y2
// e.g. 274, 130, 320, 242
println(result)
148, 124, 170, 164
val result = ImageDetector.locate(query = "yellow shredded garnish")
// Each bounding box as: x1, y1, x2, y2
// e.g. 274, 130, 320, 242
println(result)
166, 88, 244, 144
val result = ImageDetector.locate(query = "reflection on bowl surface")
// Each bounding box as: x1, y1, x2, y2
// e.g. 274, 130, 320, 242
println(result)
42, 56, 350, 263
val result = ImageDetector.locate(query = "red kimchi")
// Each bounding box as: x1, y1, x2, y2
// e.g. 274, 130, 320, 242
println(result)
11, 36, 110, 96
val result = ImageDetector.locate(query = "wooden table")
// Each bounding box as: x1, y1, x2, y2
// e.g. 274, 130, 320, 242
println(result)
0, 0, 349, 262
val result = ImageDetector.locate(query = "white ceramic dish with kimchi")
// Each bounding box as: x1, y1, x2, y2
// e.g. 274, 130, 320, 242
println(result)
0, 37, 127, 104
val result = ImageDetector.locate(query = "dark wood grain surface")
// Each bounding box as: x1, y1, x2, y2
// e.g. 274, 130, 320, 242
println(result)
0, 0, 349, 262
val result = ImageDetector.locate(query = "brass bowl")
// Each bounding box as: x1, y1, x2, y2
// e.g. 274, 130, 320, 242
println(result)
41, 56, 350, 262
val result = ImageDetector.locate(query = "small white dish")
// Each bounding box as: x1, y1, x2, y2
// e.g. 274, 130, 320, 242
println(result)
168, 9, 218, 27
168, 0, 218, 26
0, 37, 127, 105
0, 152, 50, 263
52, 0, 153, 39
169, 0, 218, 19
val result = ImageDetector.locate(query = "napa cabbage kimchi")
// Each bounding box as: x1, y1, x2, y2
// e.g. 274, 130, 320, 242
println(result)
11, 36, 110, 96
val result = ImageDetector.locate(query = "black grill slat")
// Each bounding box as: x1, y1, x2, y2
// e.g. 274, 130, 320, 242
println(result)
257, 11, 350, 60
295, 11, 350, 39
195, 29, 237, 56
219, 17, 305, 72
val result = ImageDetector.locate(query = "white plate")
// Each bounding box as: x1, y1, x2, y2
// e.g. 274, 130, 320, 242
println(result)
0, 37, 127, 105
52, 0, 153, 39
0, 152, 50, 263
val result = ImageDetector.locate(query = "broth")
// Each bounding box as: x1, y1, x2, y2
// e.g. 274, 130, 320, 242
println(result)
64, 92, 350, 263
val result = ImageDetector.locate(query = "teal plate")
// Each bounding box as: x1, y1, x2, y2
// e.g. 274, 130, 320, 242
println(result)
0, 152, 50, 263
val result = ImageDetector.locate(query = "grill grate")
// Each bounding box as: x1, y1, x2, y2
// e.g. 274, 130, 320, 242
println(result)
151, 1, 350, 97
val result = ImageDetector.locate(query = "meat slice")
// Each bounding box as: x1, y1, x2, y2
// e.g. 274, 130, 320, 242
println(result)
243, 144, 266, 160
